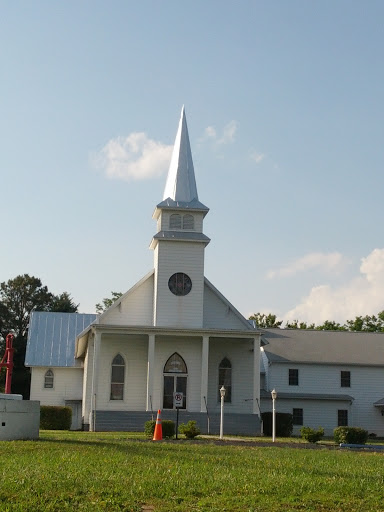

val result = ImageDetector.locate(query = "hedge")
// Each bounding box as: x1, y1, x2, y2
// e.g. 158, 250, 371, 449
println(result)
300, 426, 324, 443
144, 419, 175, 439
261, 412, 293, 437
40, 406, 72, 430
334, 426, 369, 445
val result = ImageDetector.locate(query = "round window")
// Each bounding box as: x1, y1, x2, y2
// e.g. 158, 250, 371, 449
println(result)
168, 273, 192, 296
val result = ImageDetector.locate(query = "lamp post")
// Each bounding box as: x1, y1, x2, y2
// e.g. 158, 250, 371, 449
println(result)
271, 389, 277, 442
220, 385, 226, 440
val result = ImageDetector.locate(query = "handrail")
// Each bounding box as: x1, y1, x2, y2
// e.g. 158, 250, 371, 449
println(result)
204, 396, 210, 434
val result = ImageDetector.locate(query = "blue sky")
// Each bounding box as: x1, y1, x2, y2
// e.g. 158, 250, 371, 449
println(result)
1, 1, 384, 324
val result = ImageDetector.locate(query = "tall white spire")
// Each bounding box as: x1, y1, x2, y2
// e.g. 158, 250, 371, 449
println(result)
163, 106, 198, 203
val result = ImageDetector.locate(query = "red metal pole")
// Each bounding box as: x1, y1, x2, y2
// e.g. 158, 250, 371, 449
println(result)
4, 333, 14, 394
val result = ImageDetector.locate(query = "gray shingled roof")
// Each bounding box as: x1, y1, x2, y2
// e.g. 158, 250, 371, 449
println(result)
262, 328, 384, 366
26, 312, 96, 367
153, 230, 211, 243
260, 389, 354, 401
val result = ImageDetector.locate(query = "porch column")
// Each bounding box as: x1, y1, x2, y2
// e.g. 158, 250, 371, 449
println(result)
146, 334, 155, 412
89, 330, 101, 431
253, 335, 261, 415
201, 336, 209, 412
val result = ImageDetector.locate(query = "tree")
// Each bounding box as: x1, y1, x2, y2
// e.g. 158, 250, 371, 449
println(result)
0, 275, 54, 339
49, 292, 78, 313
96, 292, 123, 314
248, 313, 282, 328
345, 313, 384, 332
315, 320, 347, 331
0, 274, 79, 397
285, 320, 315, 329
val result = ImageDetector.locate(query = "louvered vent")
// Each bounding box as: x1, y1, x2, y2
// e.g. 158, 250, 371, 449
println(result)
183, 214, 194, 230
170, 213, 182, 229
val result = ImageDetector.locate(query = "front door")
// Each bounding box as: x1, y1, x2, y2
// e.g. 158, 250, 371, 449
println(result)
163, 353, 187, 409
163, 375, 187, 409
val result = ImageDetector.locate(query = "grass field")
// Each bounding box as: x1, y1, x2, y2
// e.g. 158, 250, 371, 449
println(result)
0, 431, 383, 511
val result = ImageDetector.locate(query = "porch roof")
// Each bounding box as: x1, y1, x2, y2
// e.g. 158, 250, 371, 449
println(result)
260, 390, 354, 402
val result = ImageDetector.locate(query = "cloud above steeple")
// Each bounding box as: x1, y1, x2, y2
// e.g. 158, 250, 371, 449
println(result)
95, 132, 172, 181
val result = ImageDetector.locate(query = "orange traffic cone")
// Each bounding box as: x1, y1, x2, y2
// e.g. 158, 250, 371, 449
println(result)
153, 409, 163, 441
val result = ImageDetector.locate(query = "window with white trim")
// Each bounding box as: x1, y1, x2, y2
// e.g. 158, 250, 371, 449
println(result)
292, 408, 303, 425
110, 354, 125, 400
338, 409, 348, 426
341, 371, 351, 387
289, 368, 299, 386
218, 357, 232, 403
44, 369, 54, 389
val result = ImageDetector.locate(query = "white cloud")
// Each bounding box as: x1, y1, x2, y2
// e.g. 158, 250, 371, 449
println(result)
204, 126, 217, 139
201, 120, 238, 146
267, 252, 347, 279
282, 248, 384, 324
95, 133, 173, 181
250, 151, 265, 164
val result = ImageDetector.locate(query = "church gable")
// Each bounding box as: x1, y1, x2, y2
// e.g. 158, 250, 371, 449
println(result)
203, 278, 252, 330
99, 271, 154, 326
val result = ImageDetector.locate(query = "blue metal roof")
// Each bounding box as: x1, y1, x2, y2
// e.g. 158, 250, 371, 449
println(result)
25, 312, 96, 367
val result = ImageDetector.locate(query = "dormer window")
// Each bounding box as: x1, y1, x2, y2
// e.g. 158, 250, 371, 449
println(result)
183, 214, 194, 230
170, 214, 182, 229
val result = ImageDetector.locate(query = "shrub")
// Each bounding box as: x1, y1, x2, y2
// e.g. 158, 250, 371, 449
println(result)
334, 427, 369, 445
144, 419, 175, 439
40, 406, 72, 430
300, 426, 324, 443
178, 420, 201, 439
261, 412, 293, 437
144, 420, 156, 437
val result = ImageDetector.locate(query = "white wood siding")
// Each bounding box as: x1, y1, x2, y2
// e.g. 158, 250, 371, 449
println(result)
95, 334, 148, 411
261, 397, 354, 436
30, 367, 83, 405
203, 284, 250, 330
208, 338, 255, 414
264, 362, 384, 436
101, 274, 154, 326
154, 241, 205, 328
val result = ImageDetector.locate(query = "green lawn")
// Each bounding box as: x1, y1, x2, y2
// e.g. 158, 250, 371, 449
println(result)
0, 431, 383, 511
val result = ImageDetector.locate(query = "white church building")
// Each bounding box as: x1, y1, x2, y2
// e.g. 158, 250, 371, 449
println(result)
26, 108, 262, 434
26, 108, 384, 437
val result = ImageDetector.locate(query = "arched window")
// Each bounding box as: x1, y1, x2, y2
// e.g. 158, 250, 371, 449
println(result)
218, 357, 232, 402
163, 353, 187, 409
44, 369, 54, 389
110, 354, 125, 400
170, 214, 182, 229
182, 214, 194, 230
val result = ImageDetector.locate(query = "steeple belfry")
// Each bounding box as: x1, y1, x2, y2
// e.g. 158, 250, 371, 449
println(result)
163, 106, 198, 203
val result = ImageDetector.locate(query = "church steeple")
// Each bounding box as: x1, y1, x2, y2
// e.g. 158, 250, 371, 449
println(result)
163, 106, 198, 203
156, 107, 208, 212
151, 107, 210, 328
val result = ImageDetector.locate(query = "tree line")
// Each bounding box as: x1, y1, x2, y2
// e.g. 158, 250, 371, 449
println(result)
248, 312, 384, 332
